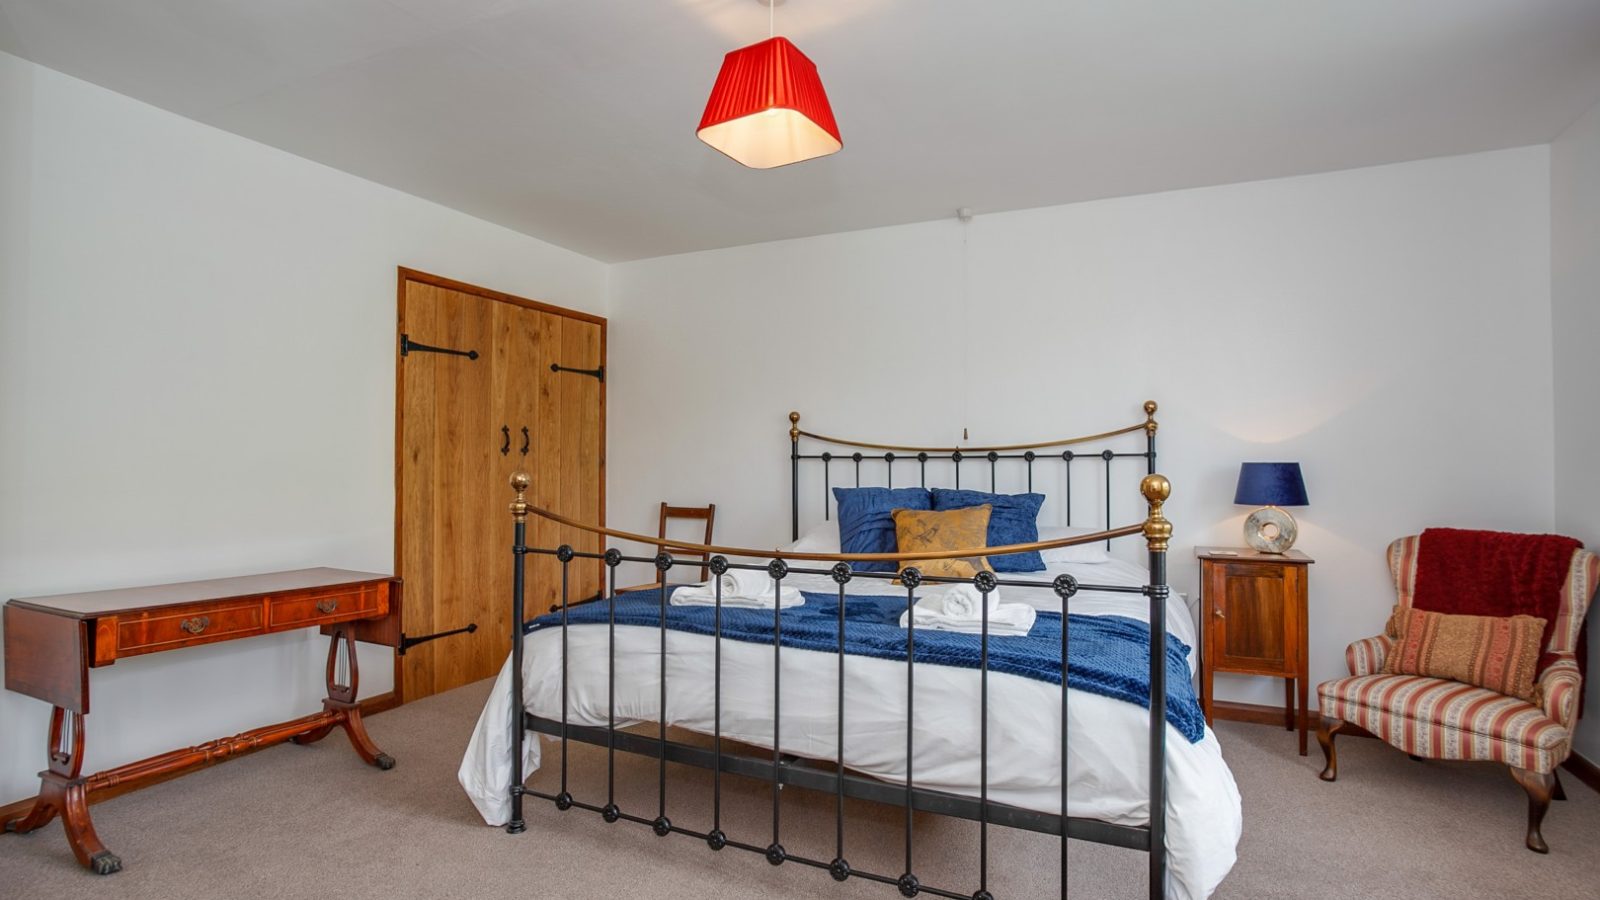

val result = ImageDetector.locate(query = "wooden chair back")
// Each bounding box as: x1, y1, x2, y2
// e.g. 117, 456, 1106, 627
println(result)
658, 502, 717, 582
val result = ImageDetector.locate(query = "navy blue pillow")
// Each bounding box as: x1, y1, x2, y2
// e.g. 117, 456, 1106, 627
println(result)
930, 488, 1046, 572
832, 487, 933, 572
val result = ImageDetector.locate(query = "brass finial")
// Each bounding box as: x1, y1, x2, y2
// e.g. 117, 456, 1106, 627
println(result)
788, 411, 801, 442
509, 472, 530, 522
1140, 473, 1172, 552
1143, 400, 1159, 435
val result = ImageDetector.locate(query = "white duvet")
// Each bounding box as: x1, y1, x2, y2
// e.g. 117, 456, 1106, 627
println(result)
459, 559, 1241, 899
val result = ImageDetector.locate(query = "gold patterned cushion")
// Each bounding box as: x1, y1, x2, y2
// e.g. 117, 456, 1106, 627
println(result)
1382, 606, 1547, 701
891, 505, 994, 581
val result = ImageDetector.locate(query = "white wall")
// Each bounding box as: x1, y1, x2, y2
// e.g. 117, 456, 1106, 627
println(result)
0, 53, 606, 803
1552, 99, 1600, 761
607, 146, 1556, 710
0, 44, 1580, 811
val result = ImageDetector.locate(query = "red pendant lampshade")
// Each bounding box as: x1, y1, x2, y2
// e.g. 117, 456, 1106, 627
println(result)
697, 36, 842, 169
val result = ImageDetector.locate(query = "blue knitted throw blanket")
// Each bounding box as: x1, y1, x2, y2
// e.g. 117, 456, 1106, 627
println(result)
527, 588, 1205, 743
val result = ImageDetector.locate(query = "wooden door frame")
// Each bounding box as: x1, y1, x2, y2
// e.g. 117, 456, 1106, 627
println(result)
392, 266, 607, 704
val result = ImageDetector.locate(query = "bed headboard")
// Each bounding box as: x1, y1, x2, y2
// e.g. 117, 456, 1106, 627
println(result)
787, 401, 1159, 544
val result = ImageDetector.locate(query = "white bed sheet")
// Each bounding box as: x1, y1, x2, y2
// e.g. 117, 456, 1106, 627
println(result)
459, 559, 1241, 900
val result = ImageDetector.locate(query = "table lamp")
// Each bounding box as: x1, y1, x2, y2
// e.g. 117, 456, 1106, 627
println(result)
1234, 462, 1309, 553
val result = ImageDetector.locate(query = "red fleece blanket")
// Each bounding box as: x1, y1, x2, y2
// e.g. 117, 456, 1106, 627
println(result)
1412, 528, 1583, 684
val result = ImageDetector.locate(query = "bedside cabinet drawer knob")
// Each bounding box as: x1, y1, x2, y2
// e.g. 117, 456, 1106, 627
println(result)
180, 616, 211, 634
316, 599, 339, 615
1213, 609, 1226, 619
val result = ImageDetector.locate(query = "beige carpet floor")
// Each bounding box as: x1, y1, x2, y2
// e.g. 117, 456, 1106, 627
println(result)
2, 678, 1596, 899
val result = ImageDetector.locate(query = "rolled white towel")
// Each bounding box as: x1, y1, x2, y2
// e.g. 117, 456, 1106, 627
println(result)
671, 585, 805, 608
920, 583, 1001, 619
715, 568, 779, 600
670, 567, 805, 609
898, 600, 1036, 636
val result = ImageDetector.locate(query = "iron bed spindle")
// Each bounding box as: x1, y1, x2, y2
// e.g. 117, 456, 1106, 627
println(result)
978, 571, 994, 900
1055, 572, 1079, 898
902, 569, 920, 897
559, 553, 571, 808
711, 556, 726, 849
1065, 452, 1074, 526
656, 553, 673, 834
770, 560, 787, 864
606, 552, 619, 821
886, 452, 894, 489
833, 561, 851, 880
1103, 450, 1114, 550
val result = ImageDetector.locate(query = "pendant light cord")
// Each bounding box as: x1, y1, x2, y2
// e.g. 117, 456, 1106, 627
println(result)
960, 210, 972, 442
770, 0, 775, 38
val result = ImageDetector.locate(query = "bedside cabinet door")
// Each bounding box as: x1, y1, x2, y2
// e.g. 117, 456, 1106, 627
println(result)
1206, 561, 1300, 677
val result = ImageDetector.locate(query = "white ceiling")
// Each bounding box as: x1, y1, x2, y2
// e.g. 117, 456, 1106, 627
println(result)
4, 1, 1600, 262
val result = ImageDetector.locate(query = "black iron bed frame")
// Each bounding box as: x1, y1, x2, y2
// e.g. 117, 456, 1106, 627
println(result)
503, 401, 1174, 899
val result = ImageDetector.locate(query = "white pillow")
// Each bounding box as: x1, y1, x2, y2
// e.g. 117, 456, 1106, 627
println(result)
787, 520, 841, 553
1038, 526, 1112, 564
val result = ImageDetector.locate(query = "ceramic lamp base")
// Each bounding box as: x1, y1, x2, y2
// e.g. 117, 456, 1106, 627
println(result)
1243, 506, 1298, 554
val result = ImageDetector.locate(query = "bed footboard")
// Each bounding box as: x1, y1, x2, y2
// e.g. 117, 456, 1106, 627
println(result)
503, 404, 1173, 900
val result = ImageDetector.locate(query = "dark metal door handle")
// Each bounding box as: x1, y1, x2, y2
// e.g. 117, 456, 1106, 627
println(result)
501, 425, 511, 456
520, 426, 530, 456
180, 616, 211, 635
316, 599, 339, 615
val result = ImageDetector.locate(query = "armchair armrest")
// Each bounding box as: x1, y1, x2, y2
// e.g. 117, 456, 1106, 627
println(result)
1346, 634, 1394, 676
1536, 654, 1582, 729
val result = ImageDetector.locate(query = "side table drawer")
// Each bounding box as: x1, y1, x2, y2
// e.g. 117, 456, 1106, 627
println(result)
118, 603, 264, 656
268, 586, 382, 629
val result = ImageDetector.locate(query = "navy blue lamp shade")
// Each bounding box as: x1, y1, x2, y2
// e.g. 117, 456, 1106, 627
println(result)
1233, 463, 1309, 507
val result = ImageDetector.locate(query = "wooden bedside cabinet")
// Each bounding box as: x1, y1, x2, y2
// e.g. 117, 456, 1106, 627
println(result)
1196, 547, 1314, 755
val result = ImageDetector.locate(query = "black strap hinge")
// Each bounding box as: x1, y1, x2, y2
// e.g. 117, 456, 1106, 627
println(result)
550, 363, 604, 383
397, 622, 478, 655
401, 333, 479, 360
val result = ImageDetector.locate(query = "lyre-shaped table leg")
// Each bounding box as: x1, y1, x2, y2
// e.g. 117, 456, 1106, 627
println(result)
319, 624, 395, 770
3, 708, 123, 874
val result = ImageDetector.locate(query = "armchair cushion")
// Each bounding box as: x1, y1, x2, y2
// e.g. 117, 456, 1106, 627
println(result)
1319, 674, 1570, 774
1382, 607, 1546, 701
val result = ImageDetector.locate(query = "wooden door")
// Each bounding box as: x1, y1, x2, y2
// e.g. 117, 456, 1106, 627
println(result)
522, 308, 605, 615
396, 270, 605, 701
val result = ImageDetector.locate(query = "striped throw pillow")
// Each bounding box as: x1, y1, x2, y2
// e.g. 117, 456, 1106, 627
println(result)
1383, 607, 1547, 701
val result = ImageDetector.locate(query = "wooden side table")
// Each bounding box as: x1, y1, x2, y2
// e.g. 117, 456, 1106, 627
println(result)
3, 568, 398, 873
1195, 547, 1314, 755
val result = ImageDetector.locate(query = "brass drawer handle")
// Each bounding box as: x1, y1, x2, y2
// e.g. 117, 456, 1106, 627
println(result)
180, 616, 211, 635
316, 599, 339, 615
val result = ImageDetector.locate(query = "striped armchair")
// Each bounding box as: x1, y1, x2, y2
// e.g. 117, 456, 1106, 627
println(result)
1316, 534, 1598, 853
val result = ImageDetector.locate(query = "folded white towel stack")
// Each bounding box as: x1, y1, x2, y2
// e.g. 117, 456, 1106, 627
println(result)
670, 568, 804, 609
920, 583, 1001, 619
898, 585, 1035, 636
